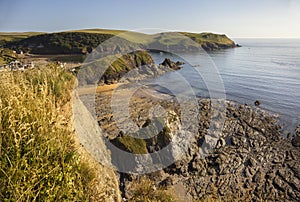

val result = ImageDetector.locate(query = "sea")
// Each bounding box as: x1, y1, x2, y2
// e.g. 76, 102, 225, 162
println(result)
149, 39, 300, 134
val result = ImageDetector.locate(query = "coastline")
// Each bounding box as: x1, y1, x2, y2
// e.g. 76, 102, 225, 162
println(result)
90, 81, 300, 201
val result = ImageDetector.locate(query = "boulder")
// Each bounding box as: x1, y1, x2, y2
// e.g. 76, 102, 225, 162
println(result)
254, 100, 261, 106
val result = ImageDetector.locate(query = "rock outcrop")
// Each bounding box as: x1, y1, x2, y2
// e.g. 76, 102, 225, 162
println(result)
98, 53, 183, 85
160, 58, 184, 70
99, 50, 154, 84
181, 32, 239, 51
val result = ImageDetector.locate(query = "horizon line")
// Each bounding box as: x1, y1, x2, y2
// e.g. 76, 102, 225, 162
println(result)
0, 28, 299, 39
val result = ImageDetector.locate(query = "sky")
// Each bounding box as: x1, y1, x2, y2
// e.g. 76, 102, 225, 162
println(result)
0, 0, 299, 38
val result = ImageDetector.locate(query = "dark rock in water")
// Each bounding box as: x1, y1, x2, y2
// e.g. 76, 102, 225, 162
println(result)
296, 125, 300, 135
236, 44, 242, 47
160, 58, 172, 66
292, 125, 300, 146
292, 133, 300, 147
254, 100, 261, 106
175, 61, 185, 66
160, 58, 183, 70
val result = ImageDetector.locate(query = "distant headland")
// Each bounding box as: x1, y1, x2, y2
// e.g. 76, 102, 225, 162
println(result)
0, 28, 239, 56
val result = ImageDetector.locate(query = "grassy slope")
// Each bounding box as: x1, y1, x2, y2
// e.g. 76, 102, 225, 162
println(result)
72, 30, 235, 47
180, 32, 235, 46
69, 28, 125, 35
0, 29, 236, 56
71, 29, 235, 47
70, 29, 154, 44
79, 50, 154, 85
0, 66, 120, 201
0, 32, 45, 42
5, 32, 116, 54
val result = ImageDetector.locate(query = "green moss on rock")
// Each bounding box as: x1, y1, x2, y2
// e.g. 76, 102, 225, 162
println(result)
113, 135, 148, 154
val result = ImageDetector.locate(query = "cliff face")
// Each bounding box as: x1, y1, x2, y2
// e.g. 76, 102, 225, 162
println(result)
181, 32, 237, 51
148, 32, 238, 52
73, 93, 121, 202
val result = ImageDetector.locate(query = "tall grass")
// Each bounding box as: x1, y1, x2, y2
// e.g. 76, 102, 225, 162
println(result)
129, 177, 173, 202
0, 65, 95, 201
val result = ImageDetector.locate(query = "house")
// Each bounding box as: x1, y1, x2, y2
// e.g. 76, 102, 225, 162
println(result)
9, 60, 23, 71
37, 44, 44, 48
16, 50, 24, 55
8, 60, 35, 71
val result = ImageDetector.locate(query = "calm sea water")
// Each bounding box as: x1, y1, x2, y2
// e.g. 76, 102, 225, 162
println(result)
149, 39, 300, 132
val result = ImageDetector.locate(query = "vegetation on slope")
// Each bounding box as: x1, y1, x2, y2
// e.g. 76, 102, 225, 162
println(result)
0, 32, 44, 49
0, 61, 174, 201
181, 32, 235, 45
181, 32, 236, 50
0, 48, 17, 65
5, 32, 115, 54
147, 31, 236, 51
70, 28, 125, 35
1, 29, 237, 55
78, 50, 154, 85
0, 32, 44, 42
112, 135, 148, 154
72, 29, 237, 50
0, 66, 98, 201
104, 50, 154, 75
128, 176, 173, 201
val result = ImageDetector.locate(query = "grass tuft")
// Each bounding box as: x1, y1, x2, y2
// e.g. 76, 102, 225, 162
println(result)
129, 177, 173, 202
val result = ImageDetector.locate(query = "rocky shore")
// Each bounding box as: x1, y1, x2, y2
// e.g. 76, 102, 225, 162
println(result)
76, 53, 300, 201
93, 82, 300, 201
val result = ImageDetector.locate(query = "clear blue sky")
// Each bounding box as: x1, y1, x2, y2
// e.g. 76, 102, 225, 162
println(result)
0, 0, 299, 38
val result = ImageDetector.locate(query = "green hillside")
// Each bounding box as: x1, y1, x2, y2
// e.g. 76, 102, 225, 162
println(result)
180, 32, 236, 49
0, 32, 44, 42
78, 50, 154, 85
6, 32, 115, 54
70, 28, 125, 35
1, 29, 237, 55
